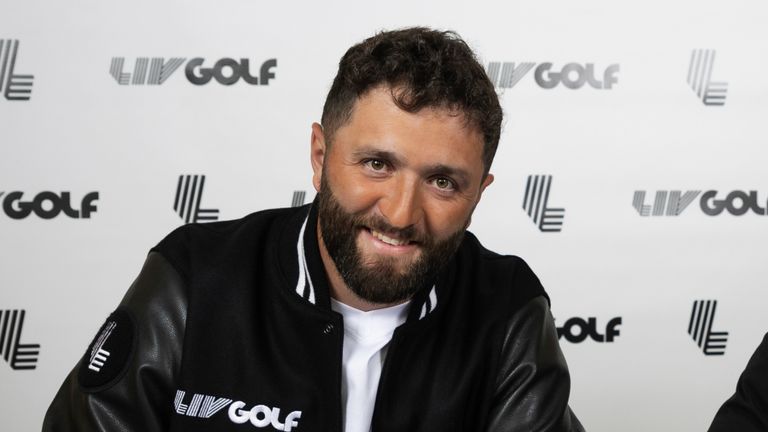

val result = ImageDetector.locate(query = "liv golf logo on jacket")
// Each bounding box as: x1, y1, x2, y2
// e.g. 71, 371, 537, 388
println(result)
633, 190, 768, 216
110, 57, 277, 86
0, 191, 98, 219
687, 49, 727, 106
173, 390, 302, 431
174, 175, 219, 224
486, 61, 618, 89
688, 300, 728, 355
0, 309, 40, 370
523, 175, 564, 232
0, 39, 34, 100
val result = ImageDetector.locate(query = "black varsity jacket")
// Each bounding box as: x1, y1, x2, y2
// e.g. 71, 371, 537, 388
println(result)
43, 203, 585, 432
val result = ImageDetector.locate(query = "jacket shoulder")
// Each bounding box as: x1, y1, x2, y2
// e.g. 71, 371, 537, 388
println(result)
151, 206, 302, 284
42, 252, 187, 431
459, 231, 550, 311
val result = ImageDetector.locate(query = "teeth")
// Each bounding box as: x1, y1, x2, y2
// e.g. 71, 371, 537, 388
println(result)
371, 230, 408, 246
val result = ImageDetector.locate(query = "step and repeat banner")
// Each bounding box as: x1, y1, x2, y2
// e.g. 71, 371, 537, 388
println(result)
2, 1, 767, 431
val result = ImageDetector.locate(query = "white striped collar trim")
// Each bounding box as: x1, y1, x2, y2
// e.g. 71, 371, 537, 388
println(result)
295, 214, 316, 304
419, 285, 438, 320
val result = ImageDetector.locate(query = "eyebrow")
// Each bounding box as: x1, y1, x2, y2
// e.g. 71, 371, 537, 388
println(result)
352, 148, 472, 188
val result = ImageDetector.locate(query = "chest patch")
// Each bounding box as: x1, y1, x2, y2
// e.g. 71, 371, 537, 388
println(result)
77, 308, 135, 391
174, 389, 302, 431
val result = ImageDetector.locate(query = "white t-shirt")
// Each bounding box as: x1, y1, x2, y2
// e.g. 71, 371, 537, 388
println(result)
330, 298, 410, 432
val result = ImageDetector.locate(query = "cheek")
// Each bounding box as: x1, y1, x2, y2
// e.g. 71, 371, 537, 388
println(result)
328, 170, 380, 213
422, 200, 474, 238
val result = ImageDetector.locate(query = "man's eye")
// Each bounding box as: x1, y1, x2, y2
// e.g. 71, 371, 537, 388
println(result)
433, 177, 455, 191
366, 159, 386, 171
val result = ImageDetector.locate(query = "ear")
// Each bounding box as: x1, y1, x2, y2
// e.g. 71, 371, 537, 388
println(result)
478, 173, 494, 198
464, 173, 495, 229
310, 122, 327, 192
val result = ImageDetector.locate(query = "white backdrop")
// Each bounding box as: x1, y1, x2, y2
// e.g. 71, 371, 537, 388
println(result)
2, 1, 768, 431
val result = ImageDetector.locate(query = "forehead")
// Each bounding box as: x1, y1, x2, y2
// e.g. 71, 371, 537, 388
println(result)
333, 87, 485, 169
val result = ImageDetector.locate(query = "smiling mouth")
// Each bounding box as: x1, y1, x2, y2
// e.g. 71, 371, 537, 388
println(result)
369, 229, 413, 247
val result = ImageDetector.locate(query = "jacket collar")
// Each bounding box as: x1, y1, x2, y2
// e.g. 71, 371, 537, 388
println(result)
279, 200, 448, 322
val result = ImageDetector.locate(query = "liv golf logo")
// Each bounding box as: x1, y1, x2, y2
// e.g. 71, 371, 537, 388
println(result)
0, 310, 40, 370
291, 191, 306, 208
688, 300, 728, 355
174, 175, 219, 223
0, 39, 34, 100
523, 175, 564, 232
173, 389, 302, 431
557, 317, 622, 343
633, 190, 768, 216
110, 57, 276, 86
0, 191, 98, 219
486, 61, 618, 89
687, 49, 727, 106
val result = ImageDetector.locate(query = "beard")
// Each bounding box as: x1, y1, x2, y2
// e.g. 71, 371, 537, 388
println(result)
317, 175, 467, 305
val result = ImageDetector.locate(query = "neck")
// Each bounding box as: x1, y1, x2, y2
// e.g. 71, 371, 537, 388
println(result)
316, 221, 404, 312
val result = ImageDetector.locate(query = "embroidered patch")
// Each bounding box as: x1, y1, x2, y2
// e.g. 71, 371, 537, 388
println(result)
77, 308, 135, 391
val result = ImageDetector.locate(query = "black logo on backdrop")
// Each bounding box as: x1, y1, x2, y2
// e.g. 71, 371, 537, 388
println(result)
688, 300, 728, 355
0, 39, 34, 101
523, 175, 564, 232
687, 49, 727, 106
557, 317, 622, 343
111, 57, 277, 86
633, 190, 701, 216
0, 191, 98, 219
0, 310, 40, 370
174, 175, 219, 223
291, 191, 306, 208
487, 62, 619, 89
634, 190, 768, 216
110, 57, 184, 85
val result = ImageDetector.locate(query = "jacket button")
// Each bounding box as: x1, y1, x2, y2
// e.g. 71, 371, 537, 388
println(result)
323, 323, 334, 334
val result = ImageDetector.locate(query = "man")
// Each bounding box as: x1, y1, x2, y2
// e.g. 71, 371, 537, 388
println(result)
708, 332, 768, 431
44, 27, 584, 431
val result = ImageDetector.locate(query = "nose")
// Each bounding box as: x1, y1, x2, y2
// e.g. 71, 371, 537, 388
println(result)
379, 175, 423, 230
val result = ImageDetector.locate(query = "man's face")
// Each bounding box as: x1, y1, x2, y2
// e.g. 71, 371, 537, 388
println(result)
312, 86, 494, 305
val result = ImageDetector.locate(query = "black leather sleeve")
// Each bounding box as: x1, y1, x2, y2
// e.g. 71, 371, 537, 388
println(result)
708, 332, 768, 432
485, 296, 585, 432
42, 252, 187, 432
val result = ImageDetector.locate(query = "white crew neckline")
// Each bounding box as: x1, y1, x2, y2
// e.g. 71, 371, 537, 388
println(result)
330, 298, 410, 342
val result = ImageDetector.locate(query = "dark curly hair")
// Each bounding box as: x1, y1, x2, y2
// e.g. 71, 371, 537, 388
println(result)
321, 27, 502, 175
